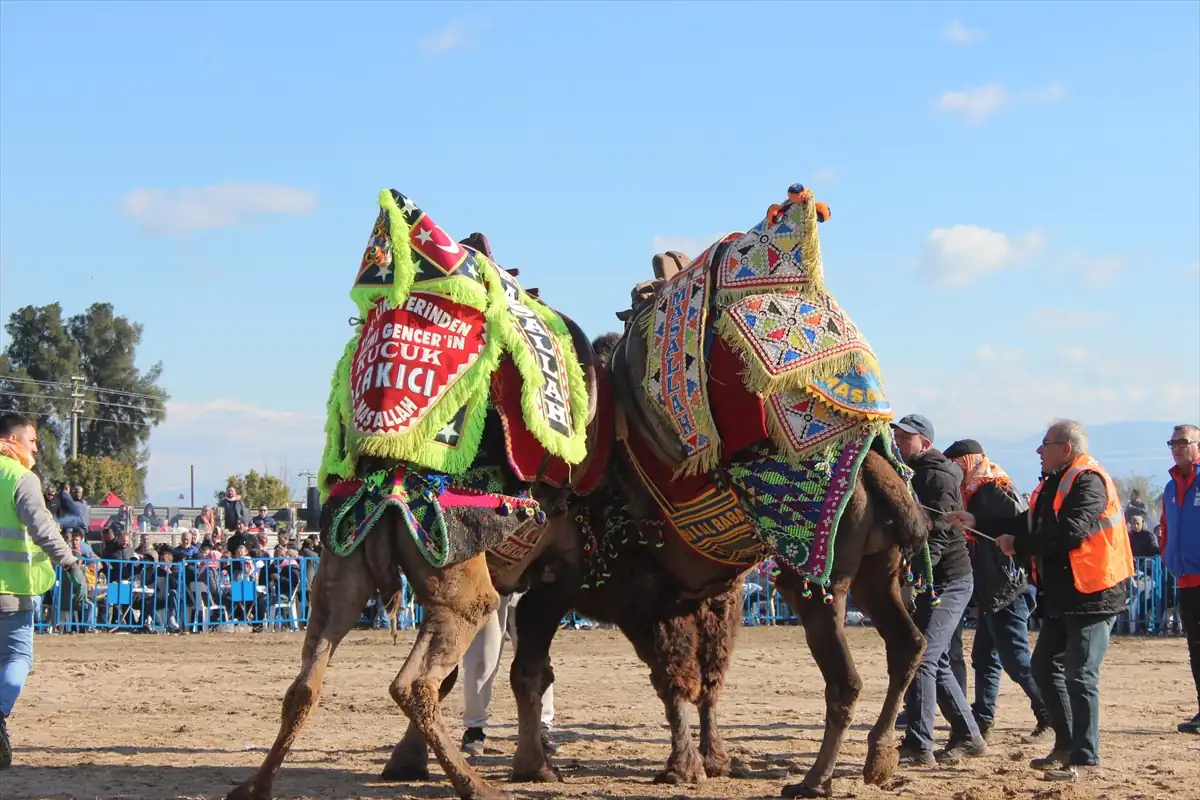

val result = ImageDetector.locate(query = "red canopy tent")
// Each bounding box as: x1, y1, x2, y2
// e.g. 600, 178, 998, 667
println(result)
98, 492, 123, 507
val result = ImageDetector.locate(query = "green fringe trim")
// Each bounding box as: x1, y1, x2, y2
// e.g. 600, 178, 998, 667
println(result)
481, 258, 590, 465
318, 332, 361, 502
349, 190, 417, 315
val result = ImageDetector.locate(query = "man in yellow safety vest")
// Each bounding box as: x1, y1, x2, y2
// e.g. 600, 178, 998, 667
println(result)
0, 412, 88, 770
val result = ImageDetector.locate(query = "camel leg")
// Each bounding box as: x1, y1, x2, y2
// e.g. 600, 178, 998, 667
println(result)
388, 556, 509, 800
380, 666, 459, 781
621, 611, 707, 785
696, 590, 745, 778
852, 550, 924, 787
226, 556, 373, 800
510, 583, 570, 783
777, 575, 860, 800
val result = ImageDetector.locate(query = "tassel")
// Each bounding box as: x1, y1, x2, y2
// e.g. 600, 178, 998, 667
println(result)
534, 510, 547, 524
801, 580, 813, 600
823, 592, 834, 605
498, 502, 512, 516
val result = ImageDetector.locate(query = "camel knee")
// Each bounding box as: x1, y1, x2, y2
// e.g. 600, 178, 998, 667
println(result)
825, 673, 863, 723
391, 676, 439, 722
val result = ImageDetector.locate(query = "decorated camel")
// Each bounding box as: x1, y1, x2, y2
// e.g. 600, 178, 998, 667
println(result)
505, 184, 934, 799
226, 190, 614, 800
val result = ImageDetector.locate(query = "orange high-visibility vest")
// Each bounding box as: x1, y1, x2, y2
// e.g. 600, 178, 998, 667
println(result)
1028, 454, 1134, 594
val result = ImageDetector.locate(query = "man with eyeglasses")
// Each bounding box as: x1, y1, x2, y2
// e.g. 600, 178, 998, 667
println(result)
946, 419, 1133, 782
1161, 424, 1200, 734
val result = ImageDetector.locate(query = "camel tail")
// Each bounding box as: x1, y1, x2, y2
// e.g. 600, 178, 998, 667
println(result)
860, 449, 930, 554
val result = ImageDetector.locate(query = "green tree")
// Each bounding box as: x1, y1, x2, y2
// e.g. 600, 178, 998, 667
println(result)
63, 455, 140, 506
1, 302, 168, 496
219, 470, 292, 510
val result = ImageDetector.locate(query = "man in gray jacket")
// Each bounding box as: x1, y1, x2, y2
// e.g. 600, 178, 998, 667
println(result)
0, 412, 87, 770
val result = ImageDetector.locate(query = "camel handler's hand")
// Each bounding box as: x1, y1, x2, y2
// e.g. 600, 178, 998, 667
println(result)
65, 562, 88, 605
994, 535, 1018, 557
943, 510, 976, 531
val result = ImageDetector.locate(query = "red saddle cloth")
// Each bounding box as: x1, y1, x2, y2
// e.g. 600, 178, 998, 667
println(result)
490, 358, 610, 495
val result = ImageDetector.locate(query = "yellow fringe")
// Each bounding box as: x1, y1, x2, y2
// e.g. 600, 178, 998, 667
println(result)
713, 192, 826, 309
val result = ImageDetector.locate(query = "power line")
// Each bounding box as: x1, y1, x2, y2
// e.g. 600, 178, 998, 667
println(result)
0, 389, 164, 414
0, 374, 166, 402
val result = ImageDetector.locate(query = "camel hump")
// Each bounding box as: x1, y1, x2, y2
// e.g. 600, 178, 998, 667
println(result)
651, 251, 690, 281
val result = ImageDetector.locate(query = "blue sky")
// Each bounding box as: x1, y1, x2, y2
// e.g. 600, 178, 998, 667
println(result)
2, 1, 1197, 502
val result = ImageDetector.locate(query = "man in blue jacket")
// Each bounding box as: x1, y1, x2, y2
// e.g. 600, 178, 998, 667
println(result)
1162, 424, 1200, 734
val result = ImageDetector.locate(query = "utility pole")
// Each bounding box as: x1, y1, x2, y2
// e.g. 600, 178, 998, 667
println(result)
298, 470, 316, 489
69, 376, 86, 460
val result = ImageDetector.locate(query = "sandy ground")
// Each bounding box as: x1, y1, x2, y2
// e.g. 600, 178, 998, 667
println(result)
5, 626, 1199, 800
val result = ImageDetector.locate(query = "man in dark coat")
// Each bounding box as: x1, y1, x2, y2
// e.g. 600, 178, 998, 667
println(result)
945, 439, 1051, 743
892, 415, 986, 765
948, 420, 1132, 781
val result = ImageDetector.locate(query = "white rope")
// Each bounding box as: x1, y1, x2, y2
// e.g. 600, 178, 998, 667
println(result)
917, 503, 999, 544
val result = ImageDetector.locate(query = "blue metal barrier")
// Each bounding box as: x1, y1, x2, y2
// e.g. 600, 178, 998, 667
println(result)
33, 555, 1183, 636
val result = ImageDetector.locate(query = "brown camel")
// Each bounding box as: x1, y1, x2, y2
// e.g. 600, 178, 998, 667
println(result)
227, 331, 608, 800
504, 334, 930, 799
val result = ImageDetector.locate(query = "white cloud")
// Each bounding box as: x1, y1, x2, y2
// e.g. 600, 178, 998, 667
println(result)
936, 82, 1064, 125
650, 234, 724, 260
1020, 82, 1065, 104
809, 166, 838, 187
919, 224, 1045, 288
1058, 249, 1126, 288
936, 84, 1008, 124
119, 183, 317, 235
885, 347, 1200, 442
421, 23, 465, 54
146, 399, 325, 504
1029, 308, 1114, 333
943, 20, 984, 44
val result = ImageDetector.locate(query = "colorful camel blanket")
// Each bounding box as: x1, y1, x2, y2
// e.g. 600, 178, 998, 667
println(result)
325, 465, 544, 570
636, 184, 892, 468
319, 190, 590, 496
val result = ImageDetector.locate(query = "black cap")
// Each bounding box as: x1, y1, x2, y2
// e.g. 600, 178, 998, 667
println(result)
944, 439, 985, 459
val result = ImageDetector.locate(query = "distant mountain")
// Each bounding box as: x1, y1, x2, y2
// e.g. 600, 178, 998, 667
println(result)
978, 420, 1178, 495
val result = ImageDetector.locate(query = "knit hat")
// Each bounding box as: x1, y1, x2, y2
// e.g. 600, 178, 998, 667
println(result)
944, 439, 985, 459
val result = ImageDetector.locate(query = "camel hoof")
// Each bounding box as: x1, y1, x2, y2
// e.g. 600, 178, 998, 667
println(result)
728, 756, 753, 779
379, 762, 431, 782
863, 741, 899, 786
511, 765, 562, 783
781, 780, 833, 799
654, 765, 706, 785
225, 783, 268, 800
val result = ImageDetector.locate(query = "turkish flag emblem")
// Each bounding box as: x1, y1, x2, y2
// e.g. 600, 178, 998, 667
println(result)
349, 292, 488, 436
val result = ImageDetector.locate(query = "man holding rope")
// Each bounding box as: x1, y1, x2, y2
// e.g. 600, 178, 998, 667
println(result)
0, 412, 88, 770
946, 419, 1133, 782
943, 439, 1051, 743
891, 414, 987, 765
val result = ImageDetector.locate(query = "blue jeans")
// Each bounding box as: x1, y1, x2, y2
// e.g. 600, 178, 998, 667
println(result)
972, 588, 1049, 727
903, 575, 981, 752
1031, 614, 1116, 766
0, 607, 36, 718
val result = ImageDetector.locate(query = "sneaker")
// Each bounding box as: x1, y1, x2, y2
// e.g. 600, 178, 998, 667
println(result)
461, 727, 486, 756
896, 745, 935, 766
540, 729, 558, 754
0, 713, 11, 770
1023, 722, 1055, 744
1030, 749, 1070, 770
1042, 766, 1078, 782
938, 736, 987, 764
1178, 712, 1200, 734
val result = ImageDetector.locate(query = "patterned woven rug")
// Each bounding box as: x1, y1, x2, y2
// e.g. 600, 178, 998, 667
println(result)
640, 253, 720, 475
325, 465, 545, 570
728, 428, 897, 585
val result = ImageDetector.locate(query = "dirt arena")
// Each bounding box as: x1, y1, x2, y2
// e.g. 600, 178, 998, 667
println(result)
6, 627, 1198, 800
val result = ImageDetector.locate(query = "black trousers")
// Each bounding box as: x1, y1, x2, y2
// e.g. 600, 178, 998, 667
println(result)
1179, 585, 1200, 710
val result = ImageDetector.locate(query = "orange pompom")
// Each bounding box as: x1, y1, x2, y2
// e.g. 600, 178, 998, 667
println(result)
815, 202, 831, 222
